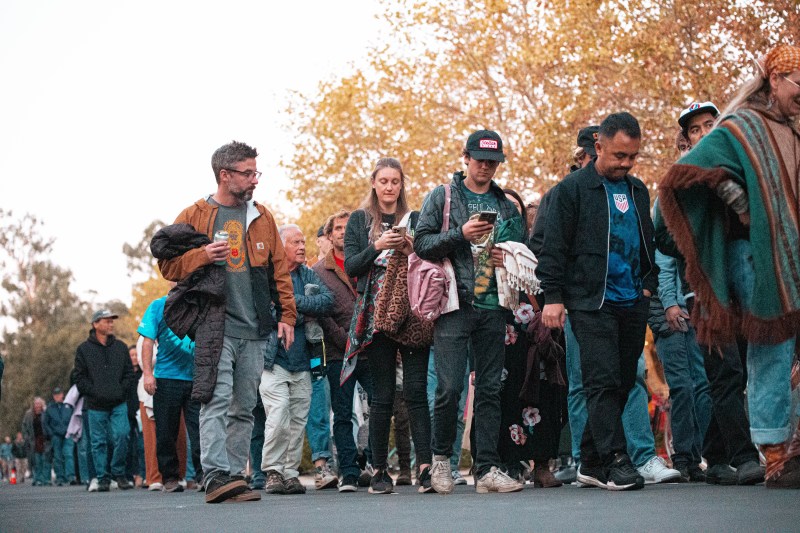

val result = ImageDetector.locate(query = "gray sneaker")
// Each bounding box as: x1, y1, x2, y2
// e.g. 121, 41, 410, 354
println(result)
475, 466, 524, 493
451, 469, 467, 485
430, 455, 454, 494
314, 464, 339, 490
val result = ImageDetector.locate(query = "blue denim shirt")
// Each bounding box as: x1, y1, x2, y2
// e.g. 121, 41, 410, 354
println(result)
656, 250, 686, 310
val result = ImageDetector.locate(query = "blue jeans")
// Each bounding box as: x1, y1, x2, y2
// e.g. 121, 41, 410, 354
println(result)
200, 336, 264, 482
250, 395, 266, 485
327, 359, 372, 479
565, 319, 656, 468
33, 451, 51, 485
427, 348, 469, 470
656, 326, 712, 466
306, 376, 333, 462
87, 403, 130, 481
78, 413, 94, 483
728, 239, 796, 445
51, 435, 75, 483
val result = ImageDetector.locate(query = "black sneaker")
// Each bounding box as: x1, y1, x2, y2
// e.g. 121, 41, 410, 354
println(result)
97, 478, 111, 492
368, 469, 394, 494
674, 462, 706, 483
606, 454, 644, 491
736, 461, 765, 485
115, 477, 133, 490
205, 474, 248, 503
577, 464, 606, 488
338, 475, 359, 493
417, 466, 435, 493
706, 464, 737, 486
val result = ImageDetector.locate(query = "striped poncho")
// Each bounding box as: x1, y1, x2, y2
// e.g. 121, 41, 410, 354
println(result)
659, 108, 800, 346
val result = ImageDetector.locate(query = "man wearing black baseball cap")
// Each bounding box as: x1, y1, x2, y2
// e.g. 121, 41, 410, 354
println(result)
571, 126, 600, 172
73, 308, 135, 492
415, 129, 523, 494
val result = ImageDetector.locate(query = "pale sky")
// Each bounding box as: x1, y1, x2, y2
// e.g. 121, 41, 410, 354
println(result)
0, 0, 382, 307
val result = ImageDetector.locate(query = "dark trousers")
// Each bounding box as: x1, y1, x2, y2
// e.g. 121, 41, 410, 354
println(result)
393, 391, 411, 471
702, 343, 760, 467
432, 306, 506, 477
569, 298, 648, 468
153, 378, 201, 483
367, 333, 431, 471
327, 359, 373, 479
250, 395, 266, 482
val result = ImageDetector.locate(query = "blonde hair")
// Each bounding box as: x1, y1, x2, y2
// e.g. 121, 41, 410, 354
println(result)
359, 157, 409, 241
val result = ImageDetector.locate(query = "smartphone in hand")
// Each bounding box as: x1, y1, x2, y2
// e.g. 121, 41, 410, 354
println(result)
478, 211, 498, 224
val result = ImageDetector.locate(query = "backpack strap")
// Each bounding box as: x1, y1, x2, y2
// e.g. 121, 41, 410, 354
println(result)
441, 183, 451, 233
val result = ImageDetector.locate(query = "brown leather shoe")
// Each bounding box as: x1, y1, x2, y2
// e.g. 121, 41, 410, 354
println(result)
224, 488, 262, 502
533, 464, 563, 488
762, 443, 800, 489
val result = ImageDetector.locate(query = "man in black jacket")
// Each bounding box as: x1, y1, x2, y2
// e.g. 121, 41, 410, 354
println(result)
537, 112, 658, 491
73, 309, 135, 492
415, 130, 523, 495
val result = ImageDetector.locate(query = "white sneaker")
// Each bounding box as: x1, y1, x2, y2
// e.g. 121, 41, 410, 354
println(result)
451, 469, 467, 486
148, 482, 164, 491
637, 456, 682, 484
87, 478, 99, 492
430, 455, 454, 494
110, 479, 119, 490
475, 466, 524, 493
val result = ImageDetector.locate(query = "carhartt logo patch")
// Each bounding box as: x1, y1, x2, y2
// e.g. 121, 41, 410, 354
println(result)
479, 139, 498, 150
256, 242, 265, 250
614, 194, 629, 213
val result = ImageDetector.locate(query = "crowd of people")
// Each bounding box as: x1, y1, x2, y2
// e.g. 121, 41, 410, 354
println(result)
2, 43, 798, 499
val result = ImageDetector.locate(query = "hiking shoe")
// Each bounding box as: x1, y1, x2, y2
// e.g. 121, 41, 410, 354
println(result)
607, 454, 644, 491
430, 455, 454, 494
264, 470, 287, 495
417, 466, 435, 493
148, 482, 164, 491
736, 461, 765, 485
314, 464, 339, 490
368, 469, 393, 494
451, 469, 467, 485
395, 469, 412, 486
224, 488, 262, 502
577, 464, 606, 488
284, 477, 306, 494
706, 464, 738, 486
338, 475, 359, 492
97, 478, 111, 492
637, 456, 681, 484
163, 479, 184, 493
205, 474, 248, 504
358, 464, 374, 487
87, 478, 99, 492
475, 466, 524, 493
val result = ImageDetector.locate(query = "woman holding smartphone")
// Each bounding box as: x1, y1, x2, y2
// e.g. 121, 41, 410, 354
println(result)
342, 157, 433, 494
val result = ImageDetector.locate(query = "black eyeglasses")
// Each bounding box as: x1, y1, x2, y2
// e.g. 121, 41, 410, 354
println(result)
224, 168, 262, 180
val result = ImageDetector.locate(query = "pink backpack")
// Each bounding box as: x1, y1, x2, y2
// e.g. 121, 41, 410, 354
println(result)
408, 184, 457, 321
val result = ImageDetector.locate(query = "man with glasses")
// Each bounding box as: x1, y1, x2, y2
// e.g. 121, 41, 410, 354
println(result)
158, 140, 296, 503
415, 129, 523, 494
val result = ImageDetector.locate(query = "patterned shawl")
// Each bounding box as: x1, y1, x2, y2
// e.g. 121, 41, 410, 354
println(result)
659, 108, 800, 345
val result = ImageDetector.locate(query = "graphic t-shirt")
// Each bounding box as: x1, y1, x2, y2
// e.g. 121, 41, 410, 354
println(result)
137, 296, 195, 381
603, 178, 641, 306
460, 183, 501, 309
209, 198, 263, 339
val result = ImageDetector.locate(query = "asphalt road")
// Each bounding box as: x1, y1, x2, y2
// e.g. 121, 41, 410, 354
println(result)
0, 478, 797, 532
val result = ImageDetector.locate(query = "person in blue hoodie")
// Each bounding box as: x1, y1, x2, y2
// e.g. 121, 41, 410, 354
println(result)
44, 387, 75, 485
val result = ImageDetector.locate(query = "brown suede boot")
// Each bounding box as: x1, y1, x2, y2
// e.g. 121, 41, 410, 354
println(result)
533, 464, 563, 488
761, 443, 800, 489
